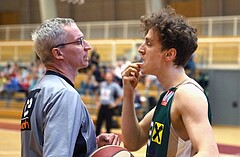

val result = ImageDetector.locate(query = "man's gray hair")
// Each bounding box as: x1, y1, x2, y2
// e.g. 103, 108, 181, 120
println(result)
31, 18, 76, 64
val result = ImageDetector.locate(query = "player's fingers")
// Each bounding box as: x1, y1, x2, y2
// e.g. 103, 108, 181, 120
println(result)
108, 134, 116, 144
121, 63, 141, 76
122, 68, 138, 78
111, 134, 121, 146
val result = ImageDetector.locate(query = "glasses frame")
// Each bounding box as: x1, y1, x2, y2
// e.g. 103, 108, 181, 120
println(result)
54, 37, 84, 48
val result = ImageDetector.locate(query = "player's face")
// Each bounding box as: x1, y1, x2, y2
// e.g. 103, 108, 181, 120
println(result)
60, 24, 91, 70
138, 28, 164, 76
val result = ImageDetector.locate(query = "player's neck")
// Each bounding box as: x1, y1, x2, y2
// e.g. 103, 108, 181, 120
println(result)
161, 68, 188, 90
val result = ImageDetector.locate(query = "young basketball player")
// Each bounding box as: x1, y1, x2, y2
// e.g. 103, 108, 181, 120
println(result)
121, 6, 219, 156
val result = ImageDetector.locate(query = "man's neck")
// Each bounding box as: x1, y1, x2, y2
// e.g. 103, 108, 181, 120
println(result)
45, 64, 76, 84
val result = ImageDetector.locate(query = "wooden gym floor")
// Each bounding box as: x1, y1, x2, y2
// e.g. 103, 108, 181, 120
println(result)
0, 118, 240, 157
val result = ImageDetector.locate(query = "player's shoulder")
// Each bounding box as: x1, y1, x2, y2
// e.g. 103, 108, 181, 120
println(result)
173, 79, 208, 113
177, 79, 203, 93
174, 78, 206, 103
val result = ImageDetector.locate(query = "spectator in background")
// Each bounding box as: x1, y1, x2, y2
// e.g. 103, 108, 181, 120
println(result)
4, 74, 21, 93
114, 58, 124, 87
114, 57, 131, 87
90, 47, 100, 67
1, 62, 27, 101
3, 73, 21, 106
28, 59, 45, 91
78, 65, 99, 96
16, 66, 30, 96
95, 71, 123, 136
92, 64, 106, 84
2, 62, 12, 76
122, 56, 131, 70
133, 88, 145, 121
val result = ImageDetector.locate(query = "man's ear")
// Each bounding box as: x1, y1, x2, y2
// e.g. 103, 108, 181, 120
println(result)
51, 48, 64, 59
164, 48, 176, 61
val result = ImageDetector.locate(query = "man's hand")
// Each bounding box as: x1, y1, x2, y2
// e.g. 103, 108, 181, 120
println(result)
96, 133, 121, 148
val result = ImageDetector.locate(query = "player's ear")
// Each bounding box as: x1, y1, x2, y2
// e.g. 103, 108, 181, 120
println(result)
164, 48, 176, 61
51, 48, 64, 59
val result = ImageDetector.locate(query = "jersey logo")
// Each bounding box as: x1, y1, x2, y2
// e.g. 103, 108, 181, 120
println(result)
161, 90, 175, 106
151, 122, 164, 145
21, 89, 40, 131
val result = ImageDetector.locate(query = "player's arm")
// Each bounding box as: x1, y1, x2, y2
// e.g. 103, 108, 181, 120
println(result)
175, 85, 219, 156
121, 63, 152, 151
121, 84, 154, 151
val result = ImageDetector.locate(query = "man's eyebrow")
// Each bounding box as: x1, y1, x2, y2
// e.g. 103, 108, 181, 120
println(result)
76, 36, 84, 40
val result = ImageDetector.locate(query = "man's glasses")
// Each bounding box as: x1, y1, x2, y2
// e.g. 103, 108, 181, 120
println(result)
54, 37, 85, 48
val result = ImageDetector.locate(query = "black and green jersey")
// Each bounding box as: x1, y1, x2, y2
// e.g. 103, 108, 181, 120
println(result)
146, 82, 212, 157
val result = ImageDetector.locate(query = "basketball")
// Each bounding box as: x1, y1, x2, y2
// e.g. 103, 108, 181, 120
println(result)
90, 145, 135, 157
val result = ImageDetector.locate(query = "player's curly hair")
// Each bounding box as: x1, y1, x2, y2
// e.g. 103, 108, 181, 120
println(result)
140, 6, 198, 67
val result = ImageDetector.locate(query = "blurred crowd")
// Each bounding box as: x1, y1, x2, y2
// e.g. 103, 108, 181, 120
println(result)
0, 57, 46, 101
0, 49, 163, 122
0, 49, 209, 131
0, 49, 207, 114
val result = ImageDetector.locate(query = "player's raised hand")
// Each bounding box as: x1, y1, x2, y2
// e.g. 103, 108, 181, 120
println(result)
121, 63, 142, 90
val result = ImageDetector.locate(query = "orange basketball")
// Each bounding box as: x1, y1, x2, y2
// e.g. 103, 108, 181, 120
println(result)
90, 145, 135, 157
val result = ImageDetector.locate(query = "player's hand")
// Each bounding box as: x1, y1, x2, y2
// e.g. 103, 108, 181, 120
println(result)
121, 63, 142, 90
96, 133, 121, 148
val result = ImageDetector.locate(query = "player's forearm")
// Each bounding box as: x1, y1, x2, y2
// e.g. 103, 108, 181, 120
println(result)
121, 89, 141, 151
